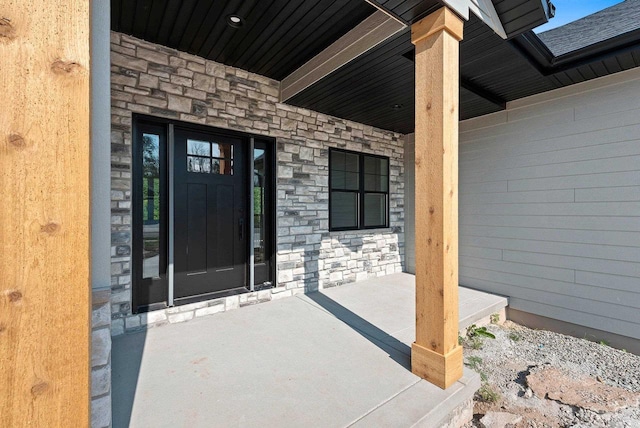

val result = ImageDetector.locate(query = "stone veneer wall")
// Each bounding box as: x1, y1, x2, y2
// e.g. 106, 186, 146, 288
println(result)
110, 31, 405, 328
91, 289, 111, 428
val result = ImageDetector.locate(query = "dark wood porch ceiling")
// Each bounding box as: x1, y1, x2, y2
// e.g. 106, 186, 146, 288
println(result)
367, 0, 442, 24
287, 13, 559, 133
111, 0, 640, 135
111, 0, 375, 81
288, 5, 640, 134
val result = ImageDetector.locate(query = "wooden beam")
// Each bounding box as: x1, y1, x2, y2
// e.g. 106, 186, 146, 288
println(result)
461, 78, 506, 109
280, 10, 406, 102
0, 0, 91, 426
411, 7, 464, 390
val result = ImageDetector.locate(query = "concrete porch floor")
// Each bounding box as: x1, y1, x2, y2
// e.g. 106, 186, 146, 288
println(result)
112, 273, 507, 427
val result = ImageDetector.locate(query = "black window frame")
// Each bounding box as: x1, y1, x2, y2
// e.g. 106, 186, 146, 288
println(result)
329, 148, 390, 231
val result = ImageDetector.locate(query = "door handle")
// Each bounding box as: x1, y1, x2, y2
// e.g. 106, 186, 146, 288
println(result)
239, 218, 244, 240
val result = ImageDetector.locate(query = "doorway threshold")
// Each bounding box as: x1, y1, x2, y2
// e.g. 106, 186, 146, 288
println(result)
173, 286, 249, 307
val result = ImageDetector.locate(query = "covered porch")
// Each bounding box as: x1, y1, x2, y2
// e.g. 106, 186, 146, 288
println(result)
13, 0, 634, 426
112, 273, 506, 427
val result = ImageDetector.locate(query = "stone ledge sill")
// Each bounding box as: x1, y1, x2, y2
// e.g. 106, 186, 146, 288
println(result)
111, 286, 301, 336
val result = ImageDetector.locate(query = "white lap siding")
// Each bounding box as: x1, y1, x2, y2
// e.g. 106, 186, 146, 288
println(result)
457, 67, 640, 341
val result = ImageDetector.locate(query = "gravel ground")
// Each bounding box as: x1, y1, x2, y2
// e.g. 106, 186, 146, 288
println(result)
462, 320, 640, 428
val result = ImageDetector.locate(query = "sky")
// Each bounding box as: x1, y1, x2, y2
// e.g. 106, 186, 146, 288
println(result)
534, 0, 624, 33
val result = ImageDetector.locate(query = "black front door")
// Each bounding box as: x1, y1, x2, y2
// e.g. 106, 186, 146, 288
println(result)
174, 127, 247, 300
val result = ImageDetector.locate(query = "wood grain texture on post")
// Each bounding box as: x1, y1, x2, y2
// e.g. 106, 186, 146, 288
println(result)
410, 7, 464, 389
0, 1, 91, 426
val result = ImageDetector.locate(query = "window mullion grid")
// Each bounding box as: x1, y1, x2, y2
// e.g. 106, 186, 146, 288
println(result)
329, 148, 390, 231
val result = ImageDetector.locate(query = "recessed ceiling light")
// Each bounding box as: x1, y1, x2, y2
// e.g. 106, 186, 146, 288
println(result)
227, 14, 244, 28
392, 103, 403, 110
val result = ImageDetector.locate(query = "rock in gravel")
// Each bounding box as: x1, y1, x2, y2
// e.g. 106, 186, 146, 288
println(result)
479, 411, 522, 428
526, 367, 640, 413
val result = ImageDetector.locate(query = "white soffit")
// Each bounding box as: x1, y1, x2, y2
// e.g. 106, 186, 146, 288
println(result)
280, 10, 406, 102
443, 0, 507, 39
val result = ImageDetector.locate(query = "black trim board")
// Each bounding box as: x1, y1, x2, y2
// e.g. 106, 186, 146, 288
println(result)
513, 28, 640, 75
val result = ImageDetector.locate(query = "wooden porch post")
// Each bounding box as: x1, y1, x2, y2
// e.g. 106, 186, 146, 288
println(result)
0, 0, 91, 426
410, 7, 464, 389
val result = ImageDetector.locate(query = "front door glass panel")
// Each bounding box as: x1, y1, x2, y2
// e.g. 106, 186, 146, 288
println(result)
187, 139, 234, 175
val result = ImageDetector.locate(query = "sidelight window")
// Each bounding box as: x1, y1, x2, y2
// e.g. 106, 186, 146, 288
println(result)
142, 133, 161, 279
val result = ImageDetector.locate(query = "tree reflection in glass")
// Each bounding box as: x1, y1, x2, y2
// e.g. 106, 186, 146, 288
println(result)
142, 133, 160, 278
254, 148, 266, 263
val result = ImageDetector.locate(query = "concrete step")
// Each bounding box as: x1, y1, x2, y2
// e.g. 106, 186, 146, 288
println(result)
350, 368, 480, 428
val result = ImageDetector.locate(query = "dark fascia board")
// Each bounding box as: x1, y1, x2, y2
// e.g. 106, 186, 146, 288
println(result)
512, 28, 640, 76
509, 31, 555, 75
495, 0, 554, 39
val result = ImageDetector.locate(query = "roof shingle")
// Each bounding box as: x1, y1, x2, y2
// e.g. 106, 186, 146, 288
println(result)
538, 0, 640, 56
